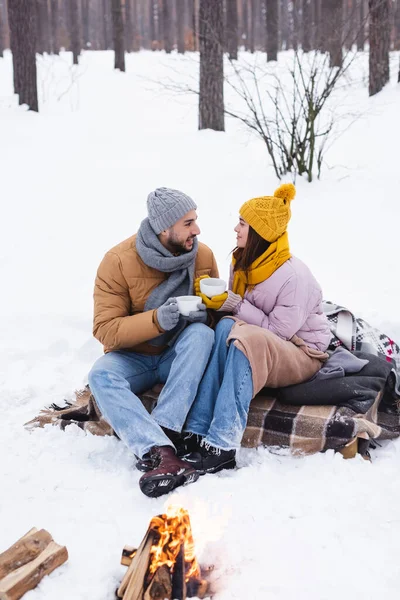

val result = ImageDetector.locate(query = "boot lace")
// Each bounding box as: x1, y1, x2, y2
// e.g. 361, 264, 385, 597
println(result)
200, 439, 221, 456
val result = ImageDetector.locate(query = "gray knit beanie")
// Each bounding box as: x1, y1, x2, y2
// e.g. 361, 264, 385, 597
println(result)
147, 187, 197, 234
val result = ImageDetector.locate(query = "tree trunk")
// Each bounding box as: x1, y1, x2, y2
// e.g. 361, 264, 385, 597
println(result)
176, 0, 185, 53
394, 0, 400, 49
325, 0, 342, 67
149, 0, 156, 49
369, 0, 390, 95
314, 0, 322, 50
81, 0, 89, 48
50, 0, 59, 53
8, 0, 38, 111
226, 0, 238, 58
266, 0, 278, 60
0, 0, 6, 56
125, 0, 133, 50
199, 0, 224, 131
36, 0, 52, 53
162, 0, 173, 52
249, 0, 255, 53
111, 0, 125, 69
302, 0, 312, 51
290, 0, 299, 50
69, 0, 81, 63
280, 0, 289, 49
356, 0, 365, 49
242, 0, 249, 50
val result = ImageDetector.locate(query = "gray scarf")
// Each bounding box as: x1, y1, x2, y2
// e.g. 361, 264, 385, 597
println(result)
136, 218, 198, 345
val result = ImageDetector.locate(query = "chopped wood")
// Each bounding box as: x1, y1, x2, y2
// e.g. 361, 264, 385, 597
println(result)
0, 529, 53, 580
186, 578, 209, 599
0, 541, 68, 600
143, 565, 172, 600
117, 529, 155, 600
120, 545, 137, 567
171, 543, 186, 600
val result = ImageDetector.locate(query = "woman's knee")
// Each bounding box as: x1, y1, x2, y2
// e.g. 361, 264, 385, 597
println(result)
215, 317, 235, 340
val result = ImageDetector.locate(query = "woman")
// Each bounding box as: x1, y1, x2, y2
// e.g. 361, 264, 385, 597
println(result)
182, 183, 331, 474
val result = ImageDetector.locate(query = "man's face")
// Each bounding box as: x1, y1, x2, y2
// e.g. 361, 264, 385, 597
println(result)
160, 210, 201, 254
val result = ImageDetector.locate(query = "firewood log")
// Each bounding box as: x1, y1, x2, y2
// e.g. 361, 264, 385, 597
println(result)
143, 565, 172, 600
186, 578, 209, 599
171, 543, 186, 600
117, 529, 155, 600
0, 529, 53, 580
120, 546, 137, 567
0, 541, 68, 600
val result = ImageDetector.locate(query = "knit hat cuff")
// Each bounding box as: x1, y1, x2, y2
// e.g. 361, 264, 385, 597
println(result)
240, 203, 277, 243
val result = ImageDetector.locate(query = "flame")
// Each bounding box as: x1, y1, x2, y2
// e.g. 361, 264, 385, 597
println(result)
148, 505, 201, 581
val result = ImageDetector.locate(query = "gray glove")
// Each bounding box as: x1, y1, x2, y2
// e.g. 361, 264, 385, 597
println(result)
156, 298, 180, 331
185, 303, 208, 324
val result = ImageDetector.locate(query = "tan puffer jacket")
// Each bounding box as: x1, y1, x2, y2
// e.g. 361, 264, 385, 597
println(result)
93, 234, 219, 354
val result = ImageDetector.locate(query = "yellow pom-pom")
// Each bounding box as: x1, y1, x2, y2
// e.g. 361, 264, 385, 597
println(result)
274, 183, 296, 203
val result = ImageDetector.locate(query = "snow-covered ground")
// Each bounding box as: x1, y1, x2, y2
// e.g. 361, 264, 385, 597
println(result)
1, 49, 400, 599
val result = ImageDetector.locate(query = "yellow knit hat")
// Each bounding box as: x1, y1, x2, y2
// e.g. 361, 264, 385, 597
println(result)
239, 183, 296, 243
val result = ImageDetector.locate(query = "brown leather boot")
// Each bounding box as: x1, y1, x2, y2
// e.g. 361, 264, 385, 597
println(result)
139, 445, 199, 498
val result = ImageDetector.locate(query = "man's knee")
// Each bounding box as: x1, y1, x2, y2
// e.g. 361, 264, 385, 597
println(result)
181, 323, 215, 350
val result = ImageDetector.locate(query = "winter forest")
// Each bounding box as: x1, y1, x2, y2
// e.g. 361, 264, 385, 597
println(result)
1, 1, 400, 600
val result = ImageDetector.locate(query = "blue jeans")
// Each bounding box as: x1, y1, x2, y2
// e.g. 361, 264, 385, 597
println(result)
88, 323, 214, 459
184, 318, 253, 451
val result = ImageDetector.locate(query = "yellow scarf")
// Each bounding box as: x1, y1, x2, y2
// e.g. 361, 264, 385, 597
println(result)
232, 231, 291, 297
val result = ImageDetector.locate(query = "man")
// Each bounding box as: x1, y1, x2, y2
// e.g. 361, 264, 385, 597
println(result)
88, 187, 218, 498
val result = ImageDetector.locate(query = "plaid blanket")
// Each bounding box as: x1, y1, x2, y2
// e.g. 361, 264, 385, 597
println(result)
25, 357, 400, 457
323, 301, 400, 395
24, 301, 400, 457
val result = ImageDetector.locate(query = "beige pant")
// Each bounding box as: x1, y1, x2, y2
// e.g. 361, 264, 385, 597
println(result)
227, 321, 327, 396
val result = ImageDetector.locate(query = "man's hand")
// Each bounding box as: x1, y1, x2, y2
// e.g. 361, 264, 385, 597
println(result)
184, 302, 208, 324
156, 298, 180, 331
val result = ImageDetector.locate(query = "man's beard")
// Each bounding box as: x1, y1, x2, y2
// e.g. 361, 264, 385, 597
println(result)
167, 233, 196, 254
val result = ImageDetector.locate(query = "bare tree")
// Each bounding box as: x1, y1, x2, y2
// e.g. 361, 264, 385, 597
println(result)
8, 0, 38, 111
176, 0, 185, 53
111, 0, 125, 69
266, 0, 279, 60
224, 49, 357, 181
369, 0, 390, 95
199, 0, 224, 130
226, 0, 239, 59
325, 0, 343, 68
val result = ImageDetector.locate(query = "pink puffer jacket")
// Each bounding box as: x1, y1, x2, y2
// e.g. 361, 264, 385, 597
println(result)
229, 256, 331, 352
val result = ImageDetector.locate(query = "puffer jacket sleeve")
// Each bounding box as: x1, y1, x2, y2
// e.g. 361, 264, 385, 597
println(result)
93, 252, 162, 351
233, 275, 308, 341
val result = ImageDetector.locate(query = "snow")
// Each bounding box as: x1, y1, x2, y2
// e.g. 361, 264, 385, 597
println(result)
1, 48, 400, 599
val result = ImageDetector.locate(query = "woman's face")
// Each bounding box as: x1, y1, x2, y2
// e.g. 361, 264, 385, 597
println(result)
234, 216, 249, 248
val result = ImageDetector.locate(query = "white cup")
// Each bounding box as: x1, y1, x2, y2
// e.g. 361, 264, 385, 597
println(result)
176, 295, 201, 316
199, 278, 227, 298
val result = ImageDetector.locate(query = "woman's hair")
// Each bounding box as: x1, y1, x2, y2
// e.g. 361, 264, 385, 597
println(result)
233, 226, 271, 274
